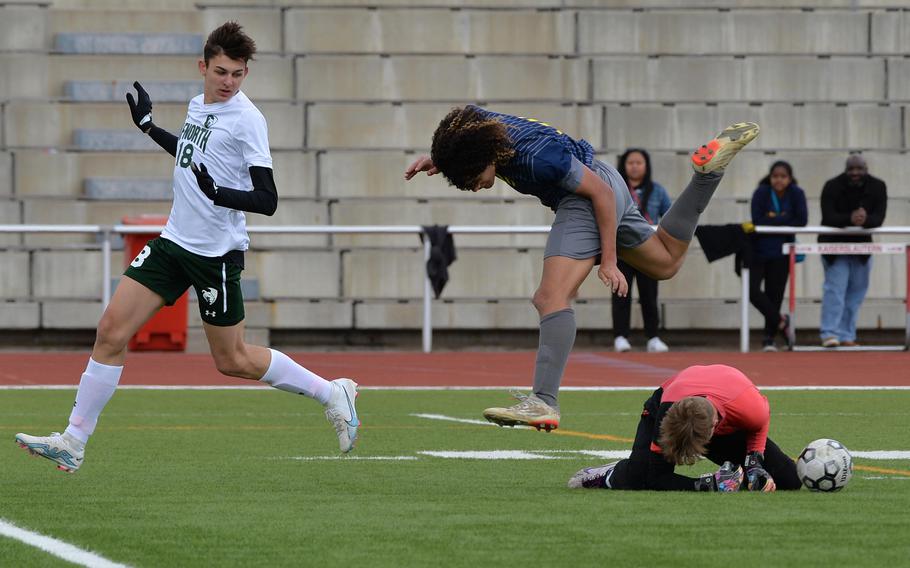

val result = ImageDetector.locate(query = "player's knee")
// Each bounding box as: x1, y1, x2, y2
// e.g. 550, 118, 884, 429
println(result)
94, 313, 130, 354
532, 289, 563, 312
212, 353, 250, 378
647, 263, 679, 281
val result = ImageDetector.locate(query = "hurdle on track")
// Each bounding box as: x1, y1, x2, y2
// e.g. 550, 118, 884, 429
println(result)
783, 242, 910, 352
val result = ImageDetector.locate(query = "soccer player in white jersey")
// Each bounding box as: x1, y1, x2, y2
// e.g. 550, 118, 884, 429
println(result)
15, 22, 359, 473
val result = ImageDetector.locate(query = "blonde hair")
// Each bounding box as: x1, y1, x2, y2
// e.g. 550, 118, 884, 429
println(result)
430, 107, 515, 190
658, 397, 715, 466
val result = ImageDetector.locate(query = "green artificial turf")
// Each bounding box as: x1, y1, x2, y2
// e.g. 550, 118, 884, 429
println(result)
1, 389, 908, 567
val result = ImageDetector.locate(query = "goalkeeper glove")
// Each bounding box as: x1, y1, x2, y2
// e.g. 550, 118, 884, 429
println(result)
694, 461, 743, 492
744, 451, 777, 492
126, 81, 154, 133
191, 163, 219, 201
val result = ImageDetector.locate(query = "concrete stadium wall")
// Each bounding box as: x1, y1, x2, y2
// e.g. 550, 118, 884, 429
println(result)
1, 0, 909, 340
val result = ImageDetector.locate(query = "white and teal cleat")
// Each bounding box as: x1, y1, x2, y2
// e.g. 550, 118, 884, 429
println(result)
324, 378, 360, 453
15, 431, 84, 473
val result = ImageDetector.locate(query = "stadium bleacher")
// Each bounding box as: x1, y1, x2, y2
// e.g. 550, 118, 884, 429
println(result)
1, 0, 908, 345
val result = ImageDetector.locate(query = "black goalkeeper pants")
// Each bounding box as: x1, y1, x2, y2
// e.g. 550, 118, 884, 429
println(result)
607, 388, 802, 491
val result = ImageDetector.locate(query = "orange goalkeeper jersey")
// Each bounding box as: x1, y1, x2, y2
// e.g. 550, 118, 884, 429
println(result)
651, 364, 770, 455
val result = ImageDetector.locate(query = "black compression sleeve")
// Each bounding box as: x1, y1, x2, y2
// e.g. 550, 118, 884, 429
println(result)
211, 166, 278, 216
147, 124, 178, 157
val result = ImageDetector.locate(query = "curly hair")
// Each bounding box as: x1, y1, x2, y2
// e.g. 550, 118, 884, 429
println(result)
658, 397, 716, 466
430, 107, 515, 190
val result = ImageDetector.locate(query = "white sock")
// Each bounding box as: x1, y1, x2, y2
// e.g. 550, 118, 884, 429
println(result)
259, 349, 332, 404
64, 358, 123, 445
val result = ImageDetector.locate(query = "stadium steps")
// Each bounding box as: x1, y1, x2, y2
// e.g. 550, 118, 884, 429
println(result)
3, 1, 910, 335
84, 178, 173, 201
48, 9, 202, 35
9, 148, 317, 199
292, 54, 893, 104
48, 7, 283, 53
316, 148, 910, 202
0, 4, 48, 53
1, 249, 905, 327
283, 8, 573, 55
0, 151, 12, 196
73, 129, 159, 151
348, 297, 910, 331
4, 296, 908, 335
3, 100, 302, 149
8, 99, 905, 160
44, 51, 292, 98
54, 33, 203, 55
65, 80, 202, 103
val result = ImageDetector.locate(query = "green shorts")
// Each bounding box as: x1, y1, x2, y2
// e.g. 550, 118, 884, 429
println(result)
123, 237, 245, 327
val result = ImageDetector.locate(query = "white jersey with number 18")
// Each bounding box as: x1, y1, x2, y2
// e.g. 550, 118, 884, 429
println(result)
161, 90, 272, 258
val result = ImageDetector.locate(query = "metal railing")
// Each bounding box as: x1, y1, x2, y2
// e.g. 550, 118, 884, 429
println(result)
2, 224, 910, 353
747, 226, 910, 353
0, 224, 553, 353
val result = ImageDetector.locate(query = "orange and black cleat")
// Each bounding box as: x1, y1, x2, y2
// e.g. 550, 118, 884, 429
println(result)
691, 122, 760, 174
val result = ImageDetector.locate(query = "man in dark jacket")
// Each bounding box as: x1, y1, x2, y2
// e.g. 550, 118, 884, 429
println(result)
818, 155, 887, 347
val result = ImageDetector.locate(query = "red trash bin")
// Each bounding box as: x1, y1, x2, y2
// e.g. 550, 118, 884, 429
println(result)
122, 215, 188, 351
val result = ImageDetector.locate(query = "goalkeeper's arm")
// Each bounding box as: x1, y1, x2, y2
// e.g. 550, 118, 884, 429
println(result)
744, 451, 777, 492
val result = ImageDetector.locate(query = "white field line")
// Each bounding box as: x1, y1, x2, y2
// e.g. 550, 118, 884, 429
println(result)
276, 449, 910, 462
860, 476, 910, 480
418, 450, 635, 460
410, 413, 519, 427
420, 450, 562, 460
0, 518, 130, 568
274, 456, 418, 461
411, 414, 910, 460
2, 385, 910, 391
852, 451, 910, 459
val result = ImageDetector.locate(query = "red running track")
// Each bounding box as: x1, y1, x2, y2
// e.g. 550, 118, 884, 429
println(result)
0, 351, 906, 387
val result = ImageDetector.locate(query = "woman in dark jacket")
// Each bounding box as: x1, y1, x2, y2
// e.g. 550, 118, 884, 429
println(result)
612, 149, 673, 353
750, 161, 808, 351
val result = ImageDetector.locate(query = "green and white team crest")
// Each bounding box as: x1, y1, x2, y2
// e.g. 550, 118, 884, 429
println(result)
204, 114, 218, 128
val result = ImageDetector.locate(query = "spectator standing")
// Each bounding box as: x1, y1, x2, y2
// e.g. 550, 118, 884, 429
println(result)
612, 149, 673, 353
749, 161, 807, 351
818, 155, 887, 348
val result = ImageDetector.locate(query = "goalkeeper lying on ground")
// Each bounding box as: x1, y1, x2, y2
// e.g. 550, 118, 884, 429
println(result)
569, 364, 801, 492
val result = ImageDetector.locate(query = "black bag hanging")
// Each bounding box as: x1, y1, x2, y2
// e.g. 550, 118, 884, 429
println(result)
420, 225, 457, 299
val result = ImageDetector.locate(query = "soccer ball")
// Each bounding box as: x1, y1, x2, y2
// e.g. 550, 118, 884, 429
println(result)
796, 438, 853, 492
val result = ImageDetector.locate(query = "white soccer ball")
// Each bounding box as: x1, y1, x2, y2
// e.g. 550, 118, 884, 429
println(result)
796, 438, 853, 492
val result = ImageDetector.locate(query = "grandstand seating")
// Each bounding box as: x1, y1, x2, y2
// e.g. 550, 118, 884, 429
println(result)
1, 0, 908, 342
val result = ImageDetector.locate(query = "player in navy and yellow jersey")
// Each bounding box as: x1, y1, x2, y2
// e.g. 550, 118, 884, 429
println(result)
567, 364, 802, 492
405, 106, 759, 431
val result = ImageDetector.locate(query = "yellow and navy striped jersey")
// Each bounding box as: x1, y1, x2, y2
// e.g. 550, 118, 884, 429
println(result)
471, 105, 595, 211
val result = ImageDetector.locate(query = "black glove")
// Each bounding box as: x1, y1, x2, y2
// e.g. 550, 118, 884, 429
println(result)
191, 163, 219, 201
744, 451, 776, 492
126, 81, 154, 133
694, 461, 743, 492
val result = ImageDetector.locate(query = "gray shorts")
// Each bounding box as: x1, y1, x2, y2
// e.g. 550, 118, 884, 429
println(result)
544, 159, 655, 260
